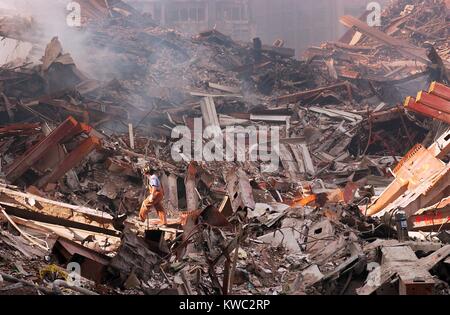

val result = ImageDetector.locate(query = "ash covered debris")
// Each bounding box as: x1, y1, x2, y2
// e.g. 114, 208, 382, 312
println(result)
0, 0, 449, 295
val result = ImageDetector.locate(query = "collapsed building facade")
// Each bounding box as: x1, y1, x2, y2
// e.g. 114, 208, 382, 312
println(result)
129, 0, 255, 42
128, 0, 390, 56
0, 0, 449, 295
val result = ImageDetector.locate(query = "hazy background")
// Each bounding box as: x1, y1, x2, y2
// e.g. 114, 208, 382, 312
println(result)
127, 0, 390, 57
0, 0, 88, 65
0, 0, 391, 65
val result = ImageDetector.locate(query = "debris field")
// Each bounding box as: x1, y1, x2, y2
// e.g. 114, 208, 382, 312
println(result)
0, 0, 449, 295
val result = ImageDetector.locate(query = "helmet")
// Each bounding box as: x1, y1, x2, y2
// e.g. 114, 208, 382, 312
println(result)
142, 165, 151, 175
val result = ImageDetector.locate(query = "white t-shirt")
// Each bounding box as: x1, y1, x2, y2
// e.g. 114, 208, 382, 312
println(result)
149, 174, 161, 189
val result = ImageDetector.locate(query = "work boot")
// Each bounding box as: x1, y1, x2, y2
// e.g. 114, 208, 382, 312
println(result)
112, 213, 127, 230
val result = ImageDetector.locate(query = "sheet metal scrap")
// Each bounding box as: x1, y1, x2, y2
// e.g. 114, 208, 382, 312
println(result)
225, 168, 256, 216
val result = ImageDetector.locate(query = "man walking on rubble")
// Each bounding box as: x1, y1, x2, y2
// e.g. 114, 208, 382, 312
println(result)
139, 167, 167, 226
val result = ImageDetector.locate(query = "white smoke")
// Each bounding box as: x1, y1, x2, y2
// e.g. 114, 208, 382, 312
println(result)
0, 0, 94, 73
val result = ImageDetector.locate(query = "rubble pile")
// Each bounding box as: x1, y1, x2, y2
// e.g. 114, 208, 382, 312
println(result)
306, 0, 448, 91
0, 0, 449, 295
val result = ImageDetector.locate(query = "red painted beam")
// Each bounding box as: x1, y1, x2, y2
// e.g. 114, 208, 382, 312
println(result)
410, 210, 450, 232
416, 91, 450, 114
404, 96, 450, 124
429, 81, 450, 101
60, 121, 93, 144
6, 116, 82, 183
37, 136, 101, 188
409, 197, 450, 232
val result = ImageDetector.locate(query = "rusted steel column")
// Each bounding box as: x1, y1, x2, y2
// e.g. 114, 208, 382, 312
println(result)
416, 91, 450, 114
429, 81, 450, 101
225, 167, 255, 214
6, 116, 81, 183
37, 136, 101, 188
404, 96, 450, 124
